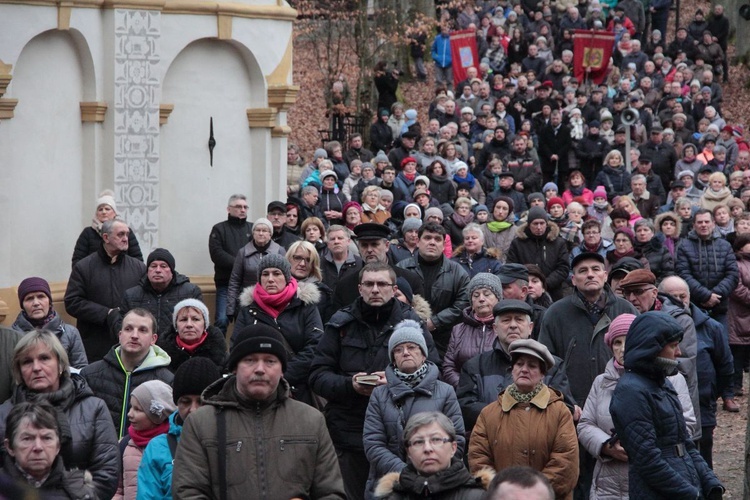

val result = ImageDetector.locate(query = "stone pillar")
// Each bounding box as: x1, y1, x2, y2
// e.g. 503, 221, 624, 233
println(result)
113, 9, 161, 254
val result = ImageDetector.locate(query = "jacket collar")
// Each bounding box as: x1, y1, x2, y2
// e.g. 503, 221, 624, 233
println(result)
501, 384, 552, 411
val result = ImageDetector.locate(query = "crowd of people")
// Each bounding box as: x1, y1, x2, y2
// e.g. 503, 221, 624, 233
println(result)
0, 0, 745, 498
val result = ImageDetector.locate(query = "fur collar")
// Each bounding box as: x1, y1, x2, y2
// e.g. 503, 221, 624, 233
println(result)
374, 467, 495, 497
452, 245, 501, 260
515, 220, 560, 241
239, 280, 321, 307
410, 294, 433, 322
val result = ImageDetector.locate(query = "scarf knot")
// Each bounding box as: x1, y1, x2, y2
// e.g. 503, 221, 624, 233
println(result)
253, 278, 299, 318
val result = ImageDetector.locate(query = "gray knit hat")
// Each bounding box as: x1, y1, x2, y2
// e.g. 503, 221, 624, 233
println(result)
131, 380, 176, 425
401, 217, 423, 233
173, 299, 210, 329
253, 217, 273, 233
527, 206, 548, 223
468, 273, 504, 300
257, 253, 291, 283
388, 319, 428, 362
374, 151, 389, 164
425, 207, 444, 222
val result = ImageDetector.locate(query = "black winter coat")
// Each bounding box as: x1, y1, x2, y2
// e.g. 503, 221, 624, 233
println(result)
80, 346, 173, 438
427, 173, 457, 205
1, 454, 98, 500
538, 123, 573, 175
64, 247, 146, 362
450, 247, 502, 278
676, 230, 739, 315
634, 235, 674, 281
71, 225, 143, 267
0, 374, 119, 499
594, 165, 632, 201
309, 299, 439, 451
506, 222, 570, 301
208, 215, 253, 286
574, 133, 610, 178
113, 273, 203, 339
234, 281, 323, 406
158, 324, 227, 373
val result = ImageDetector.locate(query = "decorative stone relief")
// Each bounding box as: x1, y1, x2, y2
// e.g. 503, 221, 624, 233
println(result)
113, 9, 160, 254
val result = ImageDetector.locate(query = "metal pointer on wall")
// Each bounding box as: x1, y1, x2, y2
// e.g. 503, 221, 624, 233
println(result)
208, 116, 216, 166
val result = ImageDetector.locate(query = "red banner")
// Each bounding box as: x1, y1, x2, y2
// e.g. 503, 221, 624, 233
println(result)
450, 30, 478, 90
573, 30, 615, 85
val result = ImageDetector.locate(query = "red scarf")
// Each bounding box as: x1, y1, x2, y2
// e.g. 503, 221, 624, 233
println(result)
176, 330, 208, 354
128, 421, 169, 448
253, 278, 298, 318
403, 171, 416, 181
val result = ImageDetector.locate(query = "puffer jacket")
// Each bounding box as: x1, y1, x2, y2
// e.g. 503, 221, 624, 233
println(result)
234, 281, 323, 406
2, 453, 98, 500
172, 376, 345, 499
480, 218, 517, 263
609, 312, 723, 499
115, 437, 147, 500
468, 385, 579, 500
157, 324, 227, 373
114, 273, 203, 338
72, 225, 143, 267
12, 310, 88, 369
506, 222, 570, 301
450, 247, 502, 278
309, 299, 440, 451
693, 304, 734, 428
137, 411, 181, 500
633, 235, 674, 281
442, 307, 497, 387
729, 251, 750, 346
225, 240, 286, 317
397, 255, 471, 354
0, 374, 119, 499
456, 339, 573, 431
80, 346, 174, 439
374, 459, 492, 499
676, 229, 739, 315
538, 286, 638, 406
428, 173, 457, 205
364, 362, 465, 496
594, 165, 632, 200
578, 359, 696, 499
64, 246, 146, 362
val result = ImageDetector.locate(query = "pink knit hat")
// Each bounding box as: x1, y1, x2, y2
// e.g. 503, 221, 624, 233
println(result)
605, 313, 636, 349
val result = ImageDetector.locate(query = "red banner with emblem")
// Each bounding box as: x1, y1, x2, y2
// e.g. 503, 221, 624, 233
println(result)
573, 30, 615, 85
450, 30, 479, 90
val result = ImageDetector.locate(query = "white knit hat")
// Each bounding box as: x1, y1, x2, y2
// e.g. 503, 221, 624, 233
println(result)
96, 189, 117, 213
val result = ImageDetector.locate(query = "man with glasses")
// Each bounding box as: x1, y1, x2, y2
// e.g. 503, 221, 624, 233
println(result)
330, 223, 424, 313
208, 194, 253, 333
267, 200, 300, 250
618, 269, 705, 432
310, 262, 439, 500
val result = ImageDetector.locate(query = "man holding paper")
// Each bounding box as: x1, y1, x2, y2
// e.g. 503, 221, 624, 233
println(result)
310, 262, 440, 500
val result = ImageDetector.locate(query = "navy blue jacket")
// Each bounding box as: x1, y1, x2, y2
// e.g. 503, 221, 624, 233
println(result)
610, 312, 722, 499
693, 304, 734, 428
676, 229, 739, 314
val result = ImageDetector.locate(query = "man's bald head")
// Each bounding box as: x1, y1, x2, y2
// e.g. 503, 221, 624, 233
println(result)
658, 276, 690, 307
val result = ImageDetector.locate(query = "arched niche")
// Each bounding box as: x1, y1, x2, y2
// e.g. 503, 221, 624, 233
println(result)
0, 29, 92, 285
159, 38, 265, 276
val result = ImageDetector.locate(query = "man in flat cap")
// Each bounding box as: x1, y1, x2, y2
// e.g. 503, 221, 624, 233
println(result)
173, 324, 345, 499
457, 299, 572, 432
498, 263, 546, 339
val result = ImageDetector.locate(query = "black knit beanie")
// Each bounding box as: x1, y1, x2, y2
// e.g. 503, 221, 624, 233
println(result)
172, 357, 223, 404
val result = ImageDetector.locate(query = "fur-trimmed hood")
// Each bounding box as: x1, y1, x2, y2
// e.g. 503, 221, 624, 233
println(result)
514, 220, 561, 241
654, 211, 683, 239
410, 294, 433, 323
375, 466, 494, 497
239, 280, 321, 307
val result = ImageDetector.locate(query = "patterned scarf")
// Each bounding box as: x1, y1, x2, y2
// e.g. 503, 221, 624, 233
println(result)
23, 308, 56, 329
508, 381, 543, 403
393, 362, 429, 388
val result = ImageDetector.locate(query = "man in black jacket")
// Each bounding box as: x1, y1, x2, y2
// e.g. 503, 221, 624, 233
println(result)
538, 110, 572, 185
267, 200, 301, 250
309, 262, 439, 500
397, 223, 470, 356
208, 194, 252, 333
65, 219, 146, 362
110, 248, 203, 339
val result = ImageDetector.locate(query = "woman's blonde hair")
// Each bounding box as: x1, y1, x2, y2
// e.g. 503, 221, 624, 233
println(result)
286, 241, 323, 281
12, 330, 70, 386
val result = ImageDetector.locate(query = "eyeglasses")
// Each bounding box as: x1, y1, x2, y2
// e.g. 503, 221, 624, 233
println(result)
292, 255, 311, 263
406, 436, 454, 449
393, 344, 421, 355
360, 281, 394, 289
622, 287, 655, 298
230, 204, 249, 210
